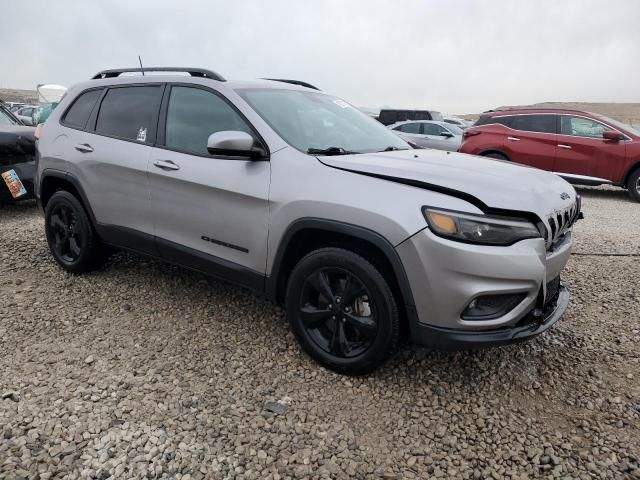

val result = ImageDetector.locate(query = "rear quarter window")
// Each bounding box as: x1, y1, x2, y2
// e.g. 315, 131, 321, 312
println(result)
62, 89, 103, 129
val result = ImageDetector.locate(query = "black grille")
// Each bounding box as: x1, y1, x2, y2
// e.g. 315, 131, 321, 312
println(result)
545, 276, 561, 307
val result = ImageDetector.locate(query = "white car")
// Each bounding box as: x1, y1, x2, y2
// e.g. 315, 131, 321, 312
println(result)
389, 120, 463, 151
14, 105, 41, 126
444, 116, 472, 130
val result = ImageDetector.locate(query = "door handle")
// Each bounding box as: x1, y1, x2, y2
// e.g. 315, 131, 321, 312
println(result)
557, 144, 572, 149
75, 143, 94, 153
153, 160, 180, 171
507, 136, 520, 141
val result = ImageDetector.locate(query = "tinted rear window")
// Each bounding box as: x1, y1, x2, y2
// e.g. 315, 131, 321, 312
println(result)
511, 115, 557, 133
63, 89, 102, 129
95, 86, 162, 142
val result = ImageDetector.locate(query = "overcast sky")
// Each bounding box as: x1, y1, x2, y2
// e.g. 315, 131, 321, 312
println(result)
1, 0, 638, 114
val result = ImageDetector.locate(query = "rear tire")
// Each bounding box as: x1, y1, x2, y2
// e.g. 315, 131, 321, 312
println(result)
483, 152, 509, 161
285, 247, 400, 375
45, 191, 106, 273
626, 169, 640, 203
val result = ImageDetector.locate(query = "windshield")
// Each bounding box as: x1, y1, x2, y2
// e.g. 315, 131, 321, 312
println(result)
0, 107, 19, 126
430, 111, 444, 121
598, 114, 640, 137
237, 89, 409, 154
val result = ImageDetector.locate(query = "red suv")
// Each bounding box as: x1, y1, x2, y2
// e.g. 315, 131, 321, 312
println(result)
460, 109, 640, 202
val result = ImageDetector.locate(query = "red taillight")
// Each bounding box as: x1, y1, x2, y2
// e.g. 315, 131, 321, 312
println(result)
463, 130, 481, 139
34, 123, 43, 140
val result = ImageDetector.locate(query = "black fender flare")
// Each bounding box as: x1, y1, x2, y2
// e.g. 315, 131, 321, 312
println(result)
39, 169, 97, 225
266, 218, 419, 323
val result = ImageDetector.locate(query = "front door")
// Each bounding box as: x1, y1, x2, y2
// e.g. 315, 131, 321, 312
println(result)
148, 85, 271, 285
421, 123, 458, 151
554, 115, 627, 182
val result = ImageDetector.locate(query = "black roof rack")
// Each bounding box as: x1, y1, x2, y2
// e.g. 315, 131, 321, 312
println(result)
91, 67, 225, 81
263, 78, 320, 90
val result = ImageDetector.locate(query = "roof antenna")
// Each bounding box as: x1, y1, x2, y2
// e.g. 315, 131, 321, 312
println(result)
138, 56, 145, 76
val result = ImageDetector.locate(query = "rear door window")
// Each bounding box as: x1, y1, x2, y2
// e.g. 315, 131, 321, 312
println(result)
63, 89, 103, 129
511, 115, 557, 134
95, 85, 163, 143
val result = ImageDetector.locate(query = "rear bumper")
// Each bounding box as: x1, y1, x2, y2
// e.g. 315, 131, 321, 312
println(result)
410, 285, 569, 349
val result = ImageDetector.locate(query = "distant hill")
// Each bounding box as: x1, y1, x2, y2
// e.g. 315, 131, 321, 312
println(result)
461, 102, 640, 126
0, 88, 38, 104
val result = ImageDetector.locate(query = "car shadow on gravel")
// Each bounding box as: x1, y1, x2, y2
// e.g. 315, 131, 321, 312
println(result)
0, 198, 37, 214
574, 185, 633, 202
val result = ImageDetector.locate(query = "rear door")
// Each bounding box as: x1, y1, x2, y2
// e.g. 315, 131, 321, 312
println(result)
75, 84, 163, 252
554, 115, 627, 182
148, 84, 270, 281
502, 114, 558, 170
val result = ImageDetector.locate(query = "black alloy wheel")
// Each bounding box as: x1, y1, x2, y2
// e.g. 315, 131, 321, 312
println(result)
286, 248, 400, 374
45, 190, 105, 273
299, 267, 378, 358
48, 203, 84, 263
627, 168, 640, 203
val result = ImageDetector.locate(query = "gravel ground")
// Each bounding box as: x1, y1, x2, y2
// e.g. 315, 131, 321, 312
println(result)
0, 186, 638, 480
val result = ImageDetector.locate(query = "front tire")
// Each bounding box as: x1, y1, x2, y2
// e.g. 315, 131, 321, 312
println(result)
285, 248, 400, 375
627, 169, 640, 202
45, 191, 105, 273
483, 152, 509, 161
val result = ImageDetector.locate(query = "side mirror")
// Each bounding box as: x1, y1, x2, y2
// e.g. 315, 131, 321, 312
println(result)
602, 130, 624, 142
440, 131, 454, 138
207, 131, 266, 159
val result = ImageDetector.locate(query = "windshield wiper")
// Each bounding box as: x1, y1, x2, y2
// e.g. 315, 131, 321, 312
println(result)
379, 146, 406, 152
307, 147, 359, 156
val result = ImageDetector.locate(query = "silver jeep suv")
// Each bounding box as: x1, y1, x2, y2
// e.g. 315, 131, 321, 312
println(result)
36, 67, 580, 374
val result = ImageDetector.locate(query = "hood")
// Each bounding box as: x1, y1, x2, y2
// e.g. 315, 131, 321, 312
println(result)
0, 126, 36, 166
318, 149, 577, 220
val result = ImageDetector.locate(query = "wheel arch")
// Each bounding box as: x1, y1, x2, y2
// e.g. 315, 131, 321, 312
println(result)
40, 170, 97, 225
266, 218, 419, 325
622, 160, 640, 186
479, 149, 511, 161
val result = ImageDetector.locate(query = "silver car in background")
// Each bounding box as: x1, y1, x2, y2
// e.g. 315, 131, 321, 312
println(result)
388, 120, 463, 151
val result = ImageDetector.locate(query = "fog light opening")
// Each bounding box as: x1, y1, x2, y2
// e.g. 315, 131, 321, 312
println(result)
462, 293, 527, 321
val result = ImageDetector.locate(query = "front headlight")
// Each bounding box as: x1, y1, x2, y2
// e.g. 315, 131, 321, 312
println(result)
423, 208, 541, 246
